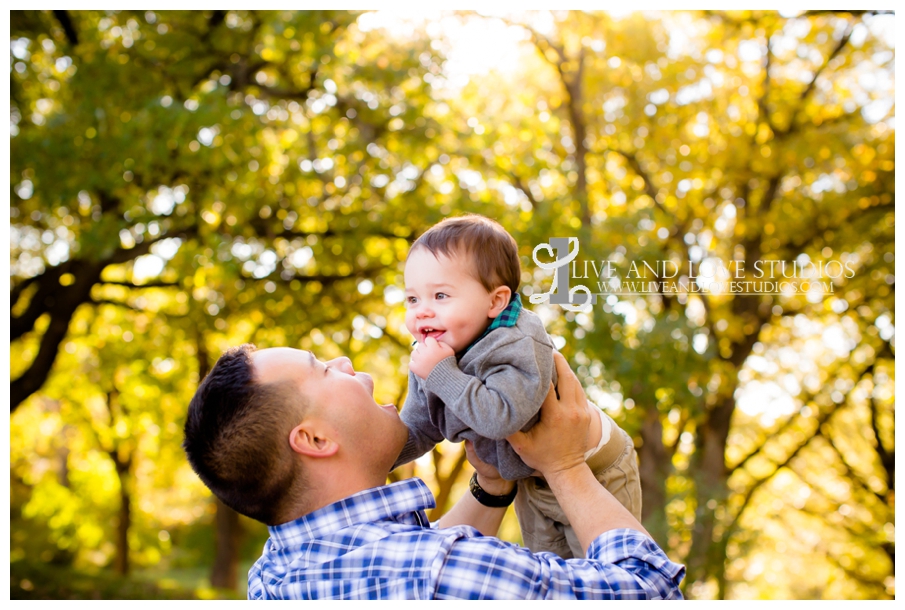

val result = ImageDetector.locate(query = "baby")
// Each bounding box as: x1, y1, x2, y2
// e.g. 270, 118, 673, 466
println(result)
393, 214, 642, 558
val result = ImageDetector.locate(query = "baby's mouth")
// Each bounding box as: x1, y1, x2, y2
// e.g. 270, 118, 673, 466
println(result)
420, 328, 446, 342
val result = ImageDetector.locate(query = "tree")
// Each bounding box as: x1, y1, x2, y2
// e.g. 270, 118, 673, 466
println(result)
11, 8, 443, 587
444, 9, 893, 598
10, 9, 443, 410
10, 10, 894, 599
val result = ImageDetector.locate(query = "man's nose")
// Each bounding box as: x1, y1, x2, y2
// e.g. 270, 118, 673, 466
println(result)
327, 356, 355, 375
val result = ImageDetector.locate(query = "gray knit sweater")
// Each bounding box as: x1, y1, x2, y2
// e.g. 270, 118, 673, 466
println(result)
394, 308, 556, 480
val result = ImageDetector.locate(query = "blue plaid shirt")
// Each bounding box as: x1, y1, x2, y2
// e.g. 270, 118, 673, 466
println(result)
247, 478, 685, 600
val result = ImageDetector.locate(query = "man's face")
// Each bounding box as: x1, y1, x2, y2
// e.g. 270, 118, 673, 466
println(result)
250, 348, 408, 468
404, 248, 495, 353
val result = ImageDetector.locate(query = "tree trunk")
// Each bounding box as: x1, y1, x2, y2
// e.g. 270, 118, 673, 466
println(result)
112, 457, 132, 576
685, 394, 735, 597
210, 498, 243, 590
196, 326, 210, 381
197, 332, 244, 590
638, 406, 670, 547
427, 448, 468, 521
563, 49, 591, 228
10, 261, 104, 412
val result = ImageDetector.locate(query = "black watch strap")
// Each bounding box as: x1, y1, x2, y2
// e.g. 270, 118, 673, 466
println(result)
469, 472, 517, 507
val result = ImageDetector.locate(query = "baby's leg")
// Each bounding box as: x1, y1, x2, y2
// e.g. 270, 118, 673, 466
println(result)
585, 412, 642, 521
514, 477, 575, 558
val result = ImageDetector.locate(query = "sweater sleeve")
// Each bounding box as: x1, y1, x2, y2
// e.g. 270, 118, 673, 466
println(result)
423, 334, 552, 440
393, 371, 445, 469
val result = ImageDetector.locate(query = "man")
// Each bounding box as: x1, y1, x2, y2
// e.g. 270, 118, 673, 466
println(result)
183, 345, 684, 599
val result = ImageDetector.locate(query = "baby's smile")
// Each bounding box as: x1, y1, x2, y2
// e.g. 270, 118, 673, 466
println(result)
419, 326, 446, 343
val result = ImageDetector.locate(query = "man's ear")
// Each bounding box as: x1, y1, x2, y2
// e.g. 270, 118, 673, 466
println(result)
488, 286, 512, 319
288, 421, 339, 458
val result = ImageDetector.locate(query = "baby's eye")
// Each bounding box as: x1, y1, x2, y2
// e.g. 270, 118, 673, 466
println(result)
435, 292, 448, 300
406, 296, 418, 305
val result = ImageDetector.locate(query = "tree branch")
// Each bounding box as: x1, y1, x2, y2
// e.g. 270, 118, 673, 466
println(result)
726, 421, 826, 536
495, 17, 566, 68
427, 446, 468, 520
11, 226, 196, 413
779, 19, 856, 137
757, 29, 778, 135
90, 298, 146, 313
726, 351, 884, 536
11, 273, 41, 311
666, 408, 693, 458
52, 10, 79, 46
731, 353, 878, 472
99, 280, 181, 289
509, 172, 540, 211
783, 197, 894, 255
775, 503, 891, 594
802, 9, 894, 18
823, 423, 888, 505
11, 262, 71, 341
867, 341, 894, 480
820, 544, 891, 593
607, 148, 684, 231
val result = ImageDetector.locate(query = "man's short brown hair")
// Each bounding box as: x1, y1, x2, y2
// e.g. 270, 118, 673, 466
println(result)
183, 344, 308, 525
409, 214, 520, 294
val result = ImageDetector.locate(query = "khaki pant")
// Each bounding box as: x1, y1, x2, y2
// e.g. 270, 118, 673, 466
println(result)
514, 413, 642, 558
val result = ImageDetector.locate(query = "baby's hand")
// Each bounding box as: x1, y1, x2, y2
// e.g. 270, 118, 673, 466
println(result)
410, 337, 455, 379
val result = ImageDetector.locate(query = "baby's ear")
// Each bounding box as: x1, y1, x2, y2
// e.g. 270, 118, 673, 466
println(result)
488, 286, 512, 319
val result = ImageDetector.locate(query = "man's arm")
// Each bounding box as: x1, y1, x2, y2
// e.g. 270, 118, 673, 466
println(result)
432, 354, 683, 599
436, 441, 514, 536
508, 352, 650, 548
434, 531, 685, 599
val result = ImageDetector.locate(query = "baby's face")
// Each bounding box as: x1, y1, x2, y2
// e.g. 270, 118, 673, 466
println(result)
404, 248, 496, 354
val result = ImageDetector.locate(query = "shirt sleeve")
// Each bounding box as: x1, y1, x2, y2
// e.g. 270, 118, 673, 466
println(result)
433, 528, 685, 600
423, 334, 551, 440
393, 371, 445, 468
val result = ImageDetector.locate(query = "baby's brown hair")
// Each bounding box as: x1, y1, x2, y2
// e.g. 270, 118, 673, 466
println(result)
409, 214, 520, 294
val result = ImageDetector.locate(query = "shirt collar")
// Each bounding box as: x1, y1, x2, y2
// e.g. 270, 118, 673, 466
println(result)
266, 478, 436, 548
462, 293, 522, 355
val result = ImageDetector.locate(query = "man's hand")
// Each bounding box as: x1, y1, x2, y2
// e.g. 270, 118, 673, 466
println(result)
506, 352, 591, 478
410, 337, 455, 379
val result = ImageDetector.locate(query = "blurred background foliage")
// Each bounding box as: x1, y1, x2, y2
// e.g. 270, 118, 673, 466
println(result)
9, 9, 894, 599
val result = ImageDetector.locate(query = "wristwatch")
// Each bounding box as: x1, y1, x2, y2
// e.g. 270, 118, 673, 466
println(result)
469, 472, 517, 507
